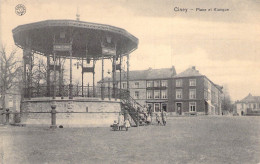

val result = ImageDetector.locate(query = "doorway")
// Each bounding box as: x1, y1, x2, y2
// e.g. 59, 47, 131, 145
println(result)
162, 103, 167, 112
176, 103, 182, 115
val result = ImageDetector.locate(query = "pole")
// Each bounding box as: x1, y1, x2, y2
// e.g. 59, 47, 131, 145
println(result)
69, 50, 73, 99
93, 60, 95, 97
82, 57, 84, 97
112, 56, 116, 100
127, 53, 129, 92
23, 50, 27, 98
28, 53, 32, 99
47, 54, 50, 97
101, 53, 104, 100
119, 54, 122, 99
50, 103, 57, 129
58, 57, 62, 97
53, 52, 56, 99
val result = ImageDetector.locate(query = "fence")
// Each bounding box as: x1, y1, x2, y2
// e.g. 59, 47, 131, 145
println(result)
24, 85, 129, 100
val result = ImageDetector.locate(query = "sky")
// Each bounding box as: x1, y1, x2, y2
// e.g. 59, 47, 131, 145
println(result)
0, 0, 260, 101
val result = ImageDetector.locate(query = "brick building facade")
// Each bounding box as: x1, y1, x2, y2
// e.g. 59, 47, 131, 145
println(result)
168, 66, 223, 115
100, 66, 223, 115
99, 66, 176, 112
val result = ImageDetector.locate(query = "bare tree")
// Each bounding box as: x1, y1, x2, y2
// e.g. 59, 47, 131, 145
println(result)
221, 85, 234, 114
0, 45, 22, 111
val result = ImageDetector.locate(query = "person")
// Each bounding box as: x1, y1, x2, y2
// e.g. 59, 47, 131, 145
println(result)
161, 110, 167, 126
146, 114, 151, 125
156, 113, 161, 125
111, 120, 118, 131
124, 118, 131, 131
118, 113, 124, 130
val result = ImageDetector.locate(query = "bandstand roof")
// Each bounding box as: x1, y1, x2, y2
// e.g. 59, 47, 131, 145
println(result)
12, 20, 138, 59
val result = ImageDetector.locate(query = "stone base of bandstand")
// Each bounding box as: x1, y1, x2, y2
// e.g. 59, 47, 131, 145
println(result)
20, 97, 122, 127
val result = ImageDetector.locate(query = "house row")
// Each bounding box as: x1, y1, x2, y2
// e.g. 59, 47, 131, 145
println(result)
99, 66, 223, 115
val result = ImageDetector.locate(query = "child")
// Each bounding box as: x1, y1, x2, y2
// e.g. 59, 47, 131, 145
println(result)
112, 120, 118, 131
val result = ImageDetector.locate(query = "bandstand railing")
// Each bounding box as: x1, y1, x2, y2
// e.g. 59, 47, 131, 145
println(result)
24, 85, 128, 100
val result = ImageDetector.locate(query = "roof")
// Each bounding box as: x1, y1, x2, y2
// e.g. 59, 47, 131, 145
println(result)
12, 19, 138, 58
175, 66, 223, 92
98, 66, 176, 82
239, 93, 260, 103
174, 66, 203, 78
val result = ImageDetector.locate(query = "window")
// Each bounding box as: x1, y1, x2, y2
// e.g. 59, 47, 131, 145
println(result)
161, 80, 168, 87
154, 90, 160, 99
122, 83, 127, 89
176, 79, 182, 87
147, 90, 153, 99
176, 89, 182, 99
189, 89, 196, 99
147, 81, 153, 87
134, 82, 139, 88
154, 81, 160, 87
134, 91, 139, 99
154, 103, 160, 112
162, 104, 167, 112
161, 90, 167, 99
189, 79, 196, 86
189, 102, 196, 112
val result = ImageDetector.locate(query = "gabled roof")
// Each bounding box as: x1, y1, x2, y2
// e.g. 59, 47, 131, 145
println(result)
99, 66, 176, 82
240, 93, 260, 103
174, 66, 202, 78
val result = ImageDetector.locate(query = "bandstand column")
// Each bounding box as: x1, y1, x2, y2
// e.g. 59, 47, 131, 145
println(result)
28, 53, 33, 99
119, 54, 122, 99
69, 49, 73, 99
112, 56, 116, 99
127, 53, 129, 92
53, 52, 57, 99
81, 56, 84, 97
47, 54, 50, 97
58, 57, 62, 97
93, 60, 96, 97
22, 50, 27, 99
101, 54, 104, 100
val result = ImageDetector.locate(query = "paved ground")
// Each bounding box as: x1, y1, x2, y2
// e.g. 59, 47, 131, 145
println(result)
0, 116, 260, 164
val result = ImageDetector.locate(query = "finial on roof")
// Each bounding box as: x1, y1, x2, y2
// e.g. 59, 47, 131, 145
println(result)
76, 7, 80, 21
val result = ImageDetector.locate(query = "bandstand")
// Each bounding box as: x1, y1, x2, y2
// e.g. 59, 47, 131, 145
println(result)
12, 19, 143, 127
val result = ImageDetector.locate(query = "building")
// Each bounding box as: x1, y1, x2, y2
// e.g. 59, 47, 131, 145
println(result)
168, 66, 223, 115
235, 93, 260, 116
99, 66, 177, 112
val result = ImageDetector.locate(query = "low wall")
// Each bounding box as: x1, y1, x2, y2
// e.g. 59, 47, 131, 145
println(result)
21, 98, 122, 127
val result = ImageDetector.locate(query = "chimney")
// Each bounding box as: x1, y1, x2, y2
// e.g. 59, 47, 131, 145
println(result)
192, 66, 196, 70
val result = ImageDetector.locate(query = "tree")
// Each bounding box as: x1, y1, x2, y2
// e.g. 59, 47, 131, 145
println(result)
0, 45, 22, 111
221, 85, 234, 113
